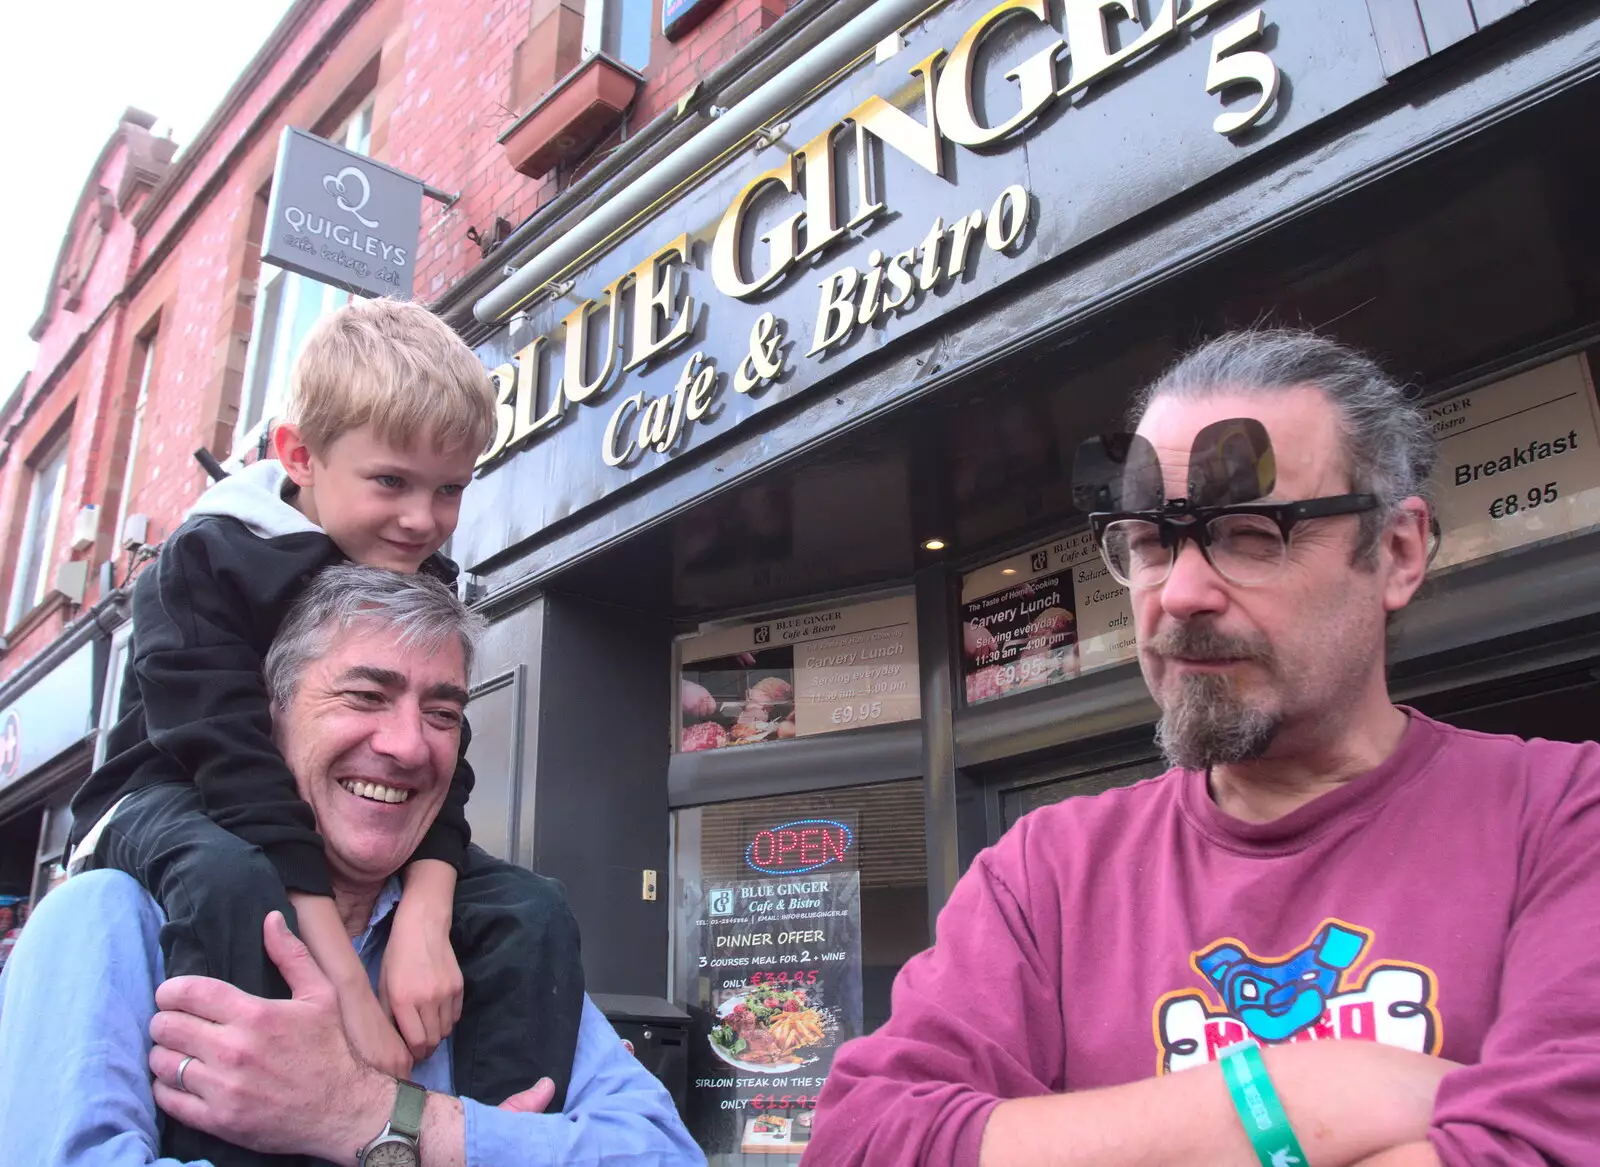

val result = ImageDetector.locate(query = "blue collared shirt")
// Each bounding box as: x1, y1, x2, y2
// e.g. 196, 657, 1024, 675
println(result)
0, 870, 704, 1167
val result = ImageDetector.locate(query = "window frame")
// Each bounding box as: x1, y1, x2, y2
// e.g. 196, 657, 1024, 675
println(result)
583, 0, 651, 71
32, 794, 74, 907
113, 330, 158, 554
7, 432, 71, 629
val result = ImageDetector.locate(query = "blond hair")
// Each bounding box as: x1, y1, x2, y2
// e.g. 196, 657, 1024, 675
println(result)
282, 298, 495, 456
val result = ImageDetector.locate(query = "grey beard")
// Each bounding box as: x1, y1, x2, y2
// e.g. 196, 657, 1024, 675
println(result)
1154, 672, 1281, 770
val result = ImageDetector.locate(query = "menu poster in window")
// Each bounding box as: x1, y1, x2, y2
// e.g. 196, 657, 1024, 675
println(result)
684, 815, 863, 1158
1427, 355, 1600, 571
960, 531, 1136, 704
679, 597, 918, 751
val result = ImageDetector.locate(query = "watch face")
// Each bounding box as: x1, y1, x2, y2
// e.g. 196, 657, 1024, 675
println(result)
364, 1137, 420, 1167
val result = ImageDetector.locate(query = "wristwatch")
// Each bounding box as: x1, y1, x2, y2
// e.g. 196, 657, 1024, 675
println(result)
357, 1079, 426, 1167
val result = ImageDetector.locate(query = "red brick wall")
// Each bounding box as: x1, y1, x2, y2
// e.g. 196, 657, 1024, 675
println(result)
0, 136, 143, 673
1, 0, 779, 684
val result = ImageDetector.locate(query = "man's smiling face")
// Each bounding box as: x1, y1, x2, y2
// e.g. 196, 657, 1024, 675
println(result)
273, 620, 467, 887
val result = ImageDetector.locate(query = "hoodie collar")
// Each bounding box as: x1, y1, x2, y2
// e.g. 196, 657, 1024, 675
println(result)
186, 459, 321, 540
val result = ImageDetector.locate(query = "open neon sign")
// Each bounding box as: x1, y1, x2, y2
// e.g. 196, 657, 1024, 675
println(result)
745, 819, 853, 874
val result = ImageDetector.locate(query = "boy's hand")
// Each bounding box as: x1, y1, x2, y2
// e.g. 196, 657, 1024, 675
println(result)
381, 900, 464, 1063
338, 980, 414, 1079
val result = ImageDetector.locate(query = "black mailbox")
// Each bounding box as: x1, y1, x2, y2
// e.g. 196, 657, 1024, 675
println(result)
593, 993, 691, 1119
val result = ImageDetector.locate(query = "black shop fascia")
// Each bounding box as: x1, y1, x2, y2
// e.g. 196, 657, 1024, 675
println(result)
450, 0, 1413, 580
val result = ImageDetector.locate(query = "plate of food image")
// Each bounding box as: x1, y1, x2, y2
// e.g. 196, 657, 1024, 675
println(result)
708, 987, 830, 1073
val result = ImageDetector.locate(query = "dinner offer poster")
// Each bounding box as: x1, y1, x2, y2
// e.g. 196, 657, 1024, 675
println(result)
682, 814, 863, 1159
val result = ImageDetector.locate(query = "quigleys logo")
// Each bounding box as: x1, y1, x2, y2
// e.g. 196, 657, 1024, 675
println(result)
1153, 919, 1442, 1075
323, 166, 379, 228
745, 819, 852, 875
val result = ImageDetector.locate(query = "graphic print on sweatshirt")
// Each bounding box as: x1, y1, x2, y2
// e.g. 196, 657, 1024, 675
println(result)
1152, 918, 1442, 1074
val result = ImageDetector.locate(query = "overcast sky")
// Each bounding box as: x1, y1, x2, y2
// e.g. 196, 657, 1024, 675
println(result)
0, 1, 296, 398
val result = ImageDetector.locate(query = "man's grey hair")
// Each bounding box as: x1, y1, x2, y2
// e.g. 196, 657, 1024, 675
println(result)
1134, 329, 1437, 562
263, 564, 485, 707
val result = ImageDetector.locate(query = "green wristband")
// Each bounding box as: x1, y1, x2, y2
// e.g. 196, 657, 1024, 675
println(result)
1219, 1041, 1308, 1167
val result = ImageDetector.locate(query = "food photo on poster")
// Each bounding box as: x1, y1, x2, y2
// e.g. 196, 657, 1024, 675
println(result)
678, 596, 920, 751
681, 649, 796, 751
681, 815, 863, 1159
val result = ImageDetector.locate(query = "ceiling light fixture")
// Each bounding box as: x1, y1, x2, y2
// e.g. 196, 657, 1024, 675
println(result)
921, 538, 947, 551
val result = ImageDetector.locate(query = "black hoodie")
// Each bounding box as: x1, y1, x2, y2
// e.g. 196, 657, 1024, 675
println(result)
67, 458, 473, 896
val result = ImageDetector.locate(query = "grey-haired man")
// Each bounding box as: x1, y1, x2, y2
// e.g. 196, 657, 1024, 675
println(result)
0, 565, 703, 1166
811, 332, 1600, 1167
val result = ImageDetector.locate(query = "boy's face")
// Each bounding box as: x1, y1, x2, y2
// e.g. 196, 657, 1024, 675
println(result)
278, 424, 477, 573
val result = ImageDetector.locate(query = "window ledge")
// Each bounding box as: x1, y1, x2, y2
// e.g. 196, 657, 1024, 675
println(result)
499, 53, 642, 180
3, 591, 75, 652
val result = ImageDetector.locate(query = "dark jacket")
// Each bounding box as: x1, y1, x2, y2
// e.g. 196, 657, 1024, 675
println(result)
68, 459, 474, 896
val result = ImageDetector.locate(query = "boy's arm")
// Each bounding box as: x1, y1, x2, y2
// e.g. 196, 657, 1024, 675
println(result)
372, 715, 472, 1060
132, 521, 342, 895
381, 733, 473, 1060
383, 860, 464, 1062
406, 723, 476, 871
292, 892, 414, 1078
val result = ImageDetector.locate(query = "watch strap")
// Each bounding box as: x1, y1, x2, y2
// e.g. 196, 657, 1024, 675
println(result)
391, 1079, 426, 1140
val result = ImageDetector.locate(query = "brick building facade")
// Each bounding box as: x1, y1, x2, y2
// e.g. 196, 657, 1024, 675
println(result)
0, 0, 792, 899
2, 0, 785, 683
5, 0, 1599, 1154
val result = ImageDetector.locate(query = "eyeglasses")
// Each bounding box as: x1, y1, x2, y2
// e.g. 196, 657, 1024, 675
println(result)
1088, 494, 1379, 588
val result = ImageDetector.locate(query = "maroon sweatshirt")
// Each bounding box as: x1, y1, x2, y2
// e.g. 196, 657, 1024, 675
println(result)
807, 712, 1600, 1165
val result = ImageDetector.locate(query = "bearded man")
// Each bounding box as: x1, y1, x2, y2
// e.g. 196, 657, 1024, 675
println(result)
807, 331, 1600, 1167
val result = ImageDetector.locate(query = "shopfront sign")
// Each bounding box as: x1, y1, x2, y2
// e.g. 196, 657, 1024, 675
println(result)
261, 128, 423, 298
686, 812, 863, 1156
460, 0, 1393, 563
0, 642, 97, 795
1428, 355, 1600, 571
961, 529, 1136, 704
679, 595, 919, 751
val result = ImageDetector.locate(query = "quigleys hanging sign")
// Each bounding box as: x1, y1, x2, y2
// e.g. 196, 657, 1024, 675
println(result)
461, 1, 1392, 557
261, 128, 424, 298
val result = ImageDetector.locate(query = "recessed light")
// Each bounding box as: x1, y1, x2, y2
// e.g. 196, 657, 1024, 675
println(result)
1001, 567, 1018, 575
921, 538, 947, 551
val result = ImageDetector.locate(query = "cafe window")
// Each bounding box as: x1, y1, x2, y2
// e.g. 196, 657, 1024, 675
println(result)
677, 595, 918, 753
7, 432, 70, 629
1423, 353, 1600, 573
233, 99, 373, 456
960, 529, 1137, 707
671, 779, 928, 1161
32, 795, 74, 906
113, 327, 158, 553
93, 621, 136, 769
585, 0, 651, 71
1000, 755, 1165, 832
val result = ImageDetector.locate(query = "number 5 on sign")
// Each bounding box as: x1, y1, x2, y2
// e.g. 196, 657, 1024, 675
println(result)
1206, 9, 1281, 137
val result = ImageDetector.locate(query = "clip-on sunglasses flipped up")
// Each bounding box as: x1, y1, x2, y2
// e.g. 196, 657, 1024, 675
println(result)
1071, 418, 1377, 588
